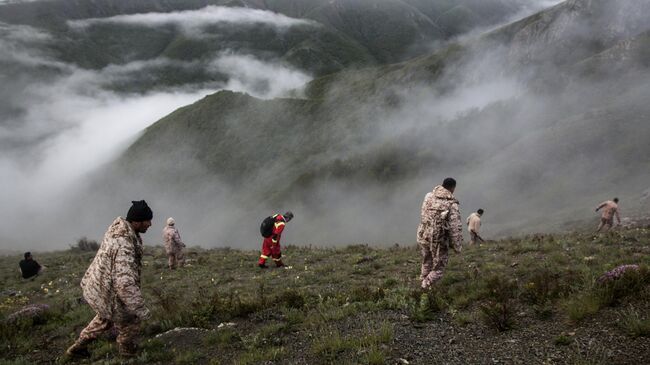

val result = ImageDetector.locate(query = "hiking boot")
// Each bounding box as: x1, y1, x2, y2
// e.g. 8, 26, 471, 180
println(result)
118, 343, 138, 358
65, 342, 91, 358
258, 263, 268, 269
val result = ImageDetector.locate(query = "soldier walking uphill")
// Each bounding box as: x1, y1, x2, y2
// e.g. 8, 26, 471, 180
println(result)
595, 197, 621, 233
466, 209, 485, 246
66, 200, 153, 358
417, 178, 463, 290
163, 217, 185, 270
258, 211, 294, 268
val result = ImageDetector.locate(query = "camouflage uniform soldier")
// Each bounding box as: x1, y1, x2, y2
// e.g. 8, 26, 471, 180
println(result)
66, 200, 153, 358
416, 178, 463, 289
163, 217, 185, 269
595, 197, 621, 232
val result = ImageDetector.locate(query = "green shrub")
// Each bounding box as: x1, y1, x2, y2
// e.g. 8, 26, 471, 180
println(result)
311, 328, 348, 358
479, 275, 518, 331
619, 307, 650, 337
409, 291, 444, 322
350, 287, 385, 303
596, 267, 648, 307
71, 237, 99, 251
175, 350, 203, 365
273, 288, 306, 309
554, 334, 573, 346
203, 328, 242, 346
363, 345, 386, 365
521, 268, 562, 305
564, 294, 601, 321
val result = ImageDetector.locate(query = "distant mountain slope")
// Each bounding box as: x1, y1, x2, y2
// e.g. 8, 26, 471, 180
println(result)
108, 0, 650, 244
0, 0, 542, 77
306, 0, 650, 99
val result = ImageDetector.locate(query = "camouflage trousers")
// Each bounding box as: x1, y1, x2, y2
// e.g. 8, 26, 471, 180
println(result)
74, 314, 140, 356
469, 232, 479, 246
420, 241, 449, 289
168, 250, 185, 269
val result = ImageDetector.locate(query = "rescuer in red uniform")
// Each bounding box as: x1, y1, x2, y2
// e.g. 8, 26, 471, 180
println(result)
258, 211, 294, 268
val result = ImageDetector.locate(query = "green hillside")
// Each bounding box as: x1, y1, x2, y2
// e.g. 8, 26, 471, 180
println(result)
111, 0, 650, 240
2, 228, 650, 363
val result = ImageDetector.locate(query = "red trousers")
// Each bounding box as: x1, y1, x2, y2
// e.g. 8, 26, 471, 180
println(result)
258, 240, 283, 266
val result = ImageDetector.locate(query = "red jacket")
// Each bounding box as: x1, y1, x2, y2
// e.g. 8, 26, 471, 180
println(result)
263, 214, 286, 247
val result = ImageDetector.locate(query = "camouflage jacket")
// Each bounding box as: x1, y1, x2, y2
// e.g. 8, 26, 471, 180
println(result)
81, 217, 149, 321
163, 225, 184, 254
417, 185, 463, 252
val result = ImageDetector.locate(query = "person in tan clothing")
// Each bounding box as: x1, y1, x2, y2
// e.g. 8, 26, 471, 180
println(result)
417, 177, 463, 290
163, 217, 185, 269
595, 197, 621, 232
466, 209, 484, 245
66, 200, 153, 358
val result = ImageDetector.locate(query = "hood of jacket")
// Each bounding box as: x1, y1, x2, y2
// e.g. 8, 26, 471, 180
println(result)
432, 185, 457, 202
107, 216, 138, 240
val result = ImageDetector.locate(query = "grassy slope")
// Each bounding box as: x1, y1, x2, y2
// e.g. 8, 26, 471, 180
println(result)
1, 227, 650, 364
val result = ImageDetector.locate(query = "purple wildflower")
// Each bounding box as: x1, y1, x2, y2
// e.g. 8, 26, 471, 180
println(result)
597, 264, 640, 284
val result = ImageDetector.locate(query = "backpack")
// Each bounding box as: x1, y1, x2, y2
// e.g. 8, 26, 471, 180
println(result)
260, 215, 277, 238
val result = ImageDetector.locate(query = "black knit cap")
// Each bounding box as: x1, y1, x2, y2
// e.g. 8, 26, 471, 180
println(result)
126, 200, 153, 222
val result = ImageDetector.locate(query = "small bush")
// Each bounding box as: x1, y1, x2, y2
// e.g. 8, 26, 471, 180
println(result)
272, 288, 306, 309
363, 345, 386, 365
311, 328, 347, 358
479, 275, 517, 331
554, 334, 573, 346
350, 287, 385, 303
175, 350, 203, 365
452, 311, 474, 326
532, 303, 554, 320
382, 278, 398, 288
564, 294, 601, 321
202, 328, 242, 346
409, 291, 444, 322
521, 268, 562, 305
596, 267, 648, 307
619, 307, 650, 337
139, 339, 174, 362
234, 346, 285, 365
72, 237, 99, 251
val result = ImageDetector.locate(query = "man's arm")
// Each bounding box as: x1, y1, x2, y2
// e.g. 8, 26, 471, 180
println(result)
595, 202, 607, 211
449, 202, 463, 253
173, 229, 185, 247
272, 222, 286, 245
114, 238, 150, 320
615, 209, 621, 224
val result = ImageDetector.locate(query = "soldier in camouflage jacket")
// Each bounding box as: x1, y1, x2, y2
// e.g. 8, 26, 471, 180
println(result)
417, 178, 463, 289
66, 201, 153, 358
163, 217, 185, 269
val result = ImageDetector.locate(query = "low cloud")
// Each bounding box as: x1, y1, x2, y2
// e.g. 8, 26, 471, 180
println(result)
209, 53, 311, 99
67, 6, 315, 34
0, 21, 313, 250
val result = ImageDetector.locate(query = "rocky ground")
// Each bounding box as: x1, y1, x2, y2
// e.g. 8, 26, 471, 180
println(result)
1, 226, 650, 364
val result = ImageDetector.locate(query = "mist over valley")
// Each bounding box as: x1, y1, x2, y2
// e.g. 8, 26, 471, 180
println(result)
1, 0, 648, 250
